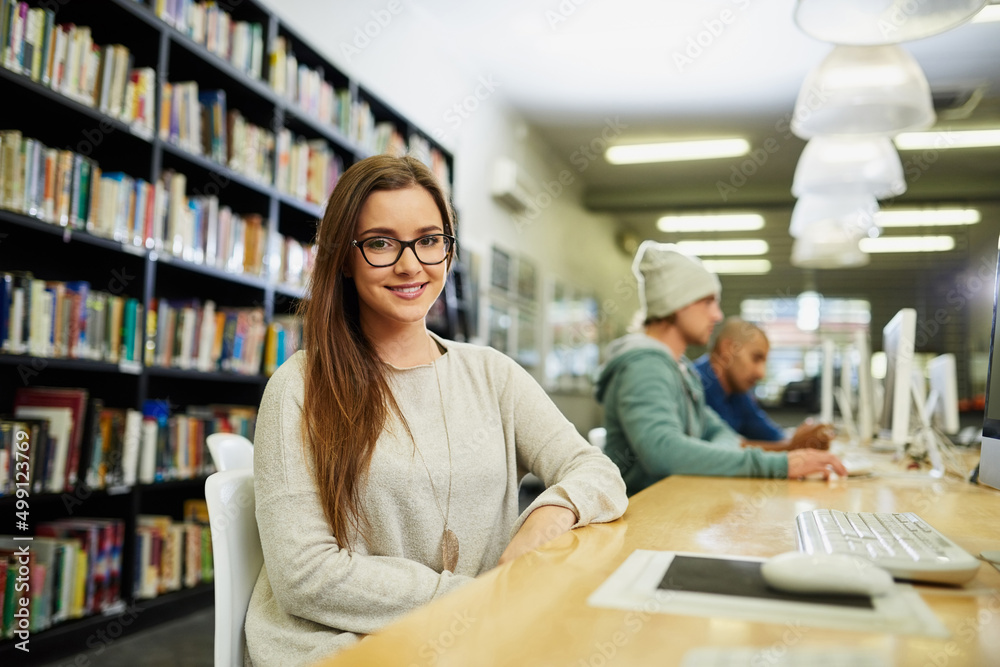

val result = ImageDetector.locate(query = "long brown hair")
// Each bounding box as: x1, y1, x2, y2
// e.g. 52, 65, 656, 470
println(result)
298, 154, 455, 549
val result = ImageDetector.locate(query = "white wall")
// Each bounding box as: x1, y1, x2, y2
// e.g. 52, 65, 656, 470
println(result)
260, 0, 636, 429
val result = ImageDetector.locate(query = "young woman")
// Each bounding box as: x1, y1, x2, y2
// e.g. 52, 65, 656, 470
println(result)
245, 155, 627, 666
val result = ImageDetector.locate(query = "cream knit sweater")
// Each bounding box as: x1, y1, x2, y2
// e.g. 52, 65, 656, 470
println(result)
244, 336, 628, 666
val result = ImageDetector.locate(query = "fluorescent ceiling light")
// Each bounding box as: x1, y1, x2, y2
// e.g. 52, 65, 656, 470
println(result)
859, 236, 956, 253
701, 259, 772, 274
874, 208, 981, 227
973, 4, 1000, 22
675, 239, 769, 256
657, 213, 764, 232
606, 138, 750, 165
894, 129, 1000, 150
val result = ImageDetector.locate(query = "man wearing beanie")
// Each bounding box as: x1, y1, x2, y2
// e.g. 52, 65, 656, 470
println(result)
594, 241, 845, 495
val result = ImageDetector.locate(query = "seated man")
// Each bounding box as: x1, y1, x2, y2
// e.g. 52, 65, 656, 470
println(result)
694, 317, 833, 451
595, 241, 845, 495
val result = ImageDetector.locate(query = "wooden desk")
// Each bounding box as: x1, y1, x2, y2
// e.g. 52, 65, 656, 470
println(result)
317, 475, 1000, 667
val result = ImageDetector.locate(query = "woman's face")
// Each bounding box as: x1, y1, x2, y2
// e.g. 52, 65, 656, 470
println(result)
346, 185, 449, 336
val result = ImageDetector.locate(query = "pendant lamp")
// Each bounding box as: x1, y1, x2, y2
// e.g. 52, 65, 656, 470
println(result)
791, 45, 935, 138
794, 0, 987, 45
791, 220, 871, 269
792, 135, 906, 198
789, 193, 879, 239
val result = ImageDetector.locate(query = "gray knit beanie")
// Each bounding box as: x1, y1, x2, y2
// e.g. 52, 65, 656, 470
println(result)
633, 241, 722, 319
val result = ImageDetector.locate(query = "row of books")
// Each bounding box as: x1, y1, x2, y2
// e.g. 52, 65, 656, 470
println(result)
269, 36, 352, 132
1, 518, 124, 636
2, 387, 89, 494
277, 235, 317, 290
409, 135, 452, 195
158, 170, 271, 276
98, 169, 275, 279
1, 129, 99, 229
159, 82, 276, 187
275, 128, 343, 206
264, 46, 437, 171
373, 122, 407, 159
0, 385, 258, 496
150, 0, 264, 81
156, 177, 315, 287
147, 300, 266, 376
82, 400, 257, 490
264, 315, 302, 376
0, 273, 144, 365
135, 509, 213, 600
0, 272, 306, 375
0, 510, 213, 637
0, 3, 156, 136
0, 16, 447, 199
1, 95, 431, 219
0, 131, 313, 285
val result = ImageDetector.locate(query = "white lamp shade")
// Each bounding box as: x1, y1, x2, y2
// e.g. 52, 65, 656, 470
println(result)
791, 45, 935, 138
791, 220, 871, 269
794, 0, 987, 45
790, 193, 879, 238
792, 135, 906, 198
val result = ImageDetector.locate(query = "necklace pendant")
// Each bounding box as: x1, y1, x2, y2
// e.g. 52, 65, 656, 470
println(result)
442, 528, 459, 572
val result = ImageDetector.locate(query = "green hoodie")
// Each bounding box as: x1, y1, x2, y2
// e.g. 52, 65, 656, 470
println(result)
594, 333, 789, 495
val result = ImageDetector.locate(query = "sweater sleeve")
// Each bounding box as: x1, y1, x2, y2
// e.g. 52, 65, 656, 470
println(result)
253, 360, 473, 636
614, 354, 788, 478
497, 355, 627, 536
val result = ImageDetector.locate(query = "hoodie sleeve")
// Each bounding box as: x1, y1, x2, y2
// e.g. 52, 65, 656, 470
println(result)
701, 403, 742, 446
612, 352, 788, 478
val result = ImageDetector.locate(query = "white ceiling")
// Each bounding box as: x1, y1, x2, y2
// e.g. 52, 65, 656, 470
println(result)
410, 0, 1000, 224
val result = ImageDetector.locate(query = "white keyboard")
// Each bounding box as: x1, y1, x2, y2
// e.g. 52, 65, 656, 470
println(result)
795, 510, 981, 584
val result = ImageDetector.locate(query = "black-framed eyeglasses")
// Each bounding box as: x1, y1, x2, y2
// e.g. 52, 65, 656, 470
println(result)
352, 234, 456, 267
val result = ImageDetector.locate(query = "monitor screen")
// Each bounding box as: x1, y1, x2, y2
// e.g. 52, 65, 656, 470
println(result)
928, 354, 960, 434
880, 308, 917, 445
855, 329, 874, 442
980, 239, 1000, 489
988, 297, 1000, 425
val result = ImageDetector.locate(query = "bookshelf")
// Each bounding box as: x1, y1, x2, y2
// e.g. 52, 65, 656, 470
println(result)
0, 0, 457, 662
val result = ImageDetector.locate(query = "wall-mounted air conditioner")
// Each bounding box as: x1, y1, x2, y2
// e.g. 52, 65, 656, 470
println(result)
491, 157, 534, 213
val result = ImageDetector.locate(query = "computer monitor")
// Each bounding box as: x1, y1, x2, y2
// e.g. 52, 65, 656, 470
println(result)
927, 353, 960, 434
855, 329, 875, 442
820, 339, 835, 424
880, 308, 917, 446
980, 240, 1000, 490
839, 342, 852, 412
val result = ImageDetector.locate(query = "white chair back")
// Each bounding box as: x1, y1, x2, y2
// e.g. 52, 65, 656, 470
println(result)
588, 427, 607, 451
205, 469, 263, 667
207, 432, 254, 471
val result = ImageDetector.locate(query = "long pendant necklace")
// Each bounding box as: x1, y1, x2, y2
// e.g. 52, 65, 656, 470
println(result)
409, 335, 459, 572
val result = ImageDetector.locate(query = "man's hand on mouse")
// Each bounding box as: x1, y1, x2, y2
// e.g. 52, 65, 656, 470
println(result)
787, 449, 848, 479
787, 422, 835, 450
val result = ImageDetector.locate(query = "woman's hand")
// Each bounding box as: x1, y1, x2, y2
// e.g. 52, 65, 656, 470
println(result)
497, 505, 578, 566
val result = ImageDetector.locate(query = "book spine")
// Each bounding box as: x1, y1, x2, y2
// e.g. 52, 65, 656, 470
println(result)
123, 298, 137, 363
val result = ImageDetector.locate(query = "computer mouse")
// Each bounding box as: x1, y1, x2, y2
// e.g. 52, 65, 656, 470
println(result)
760, 551, 894, 597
